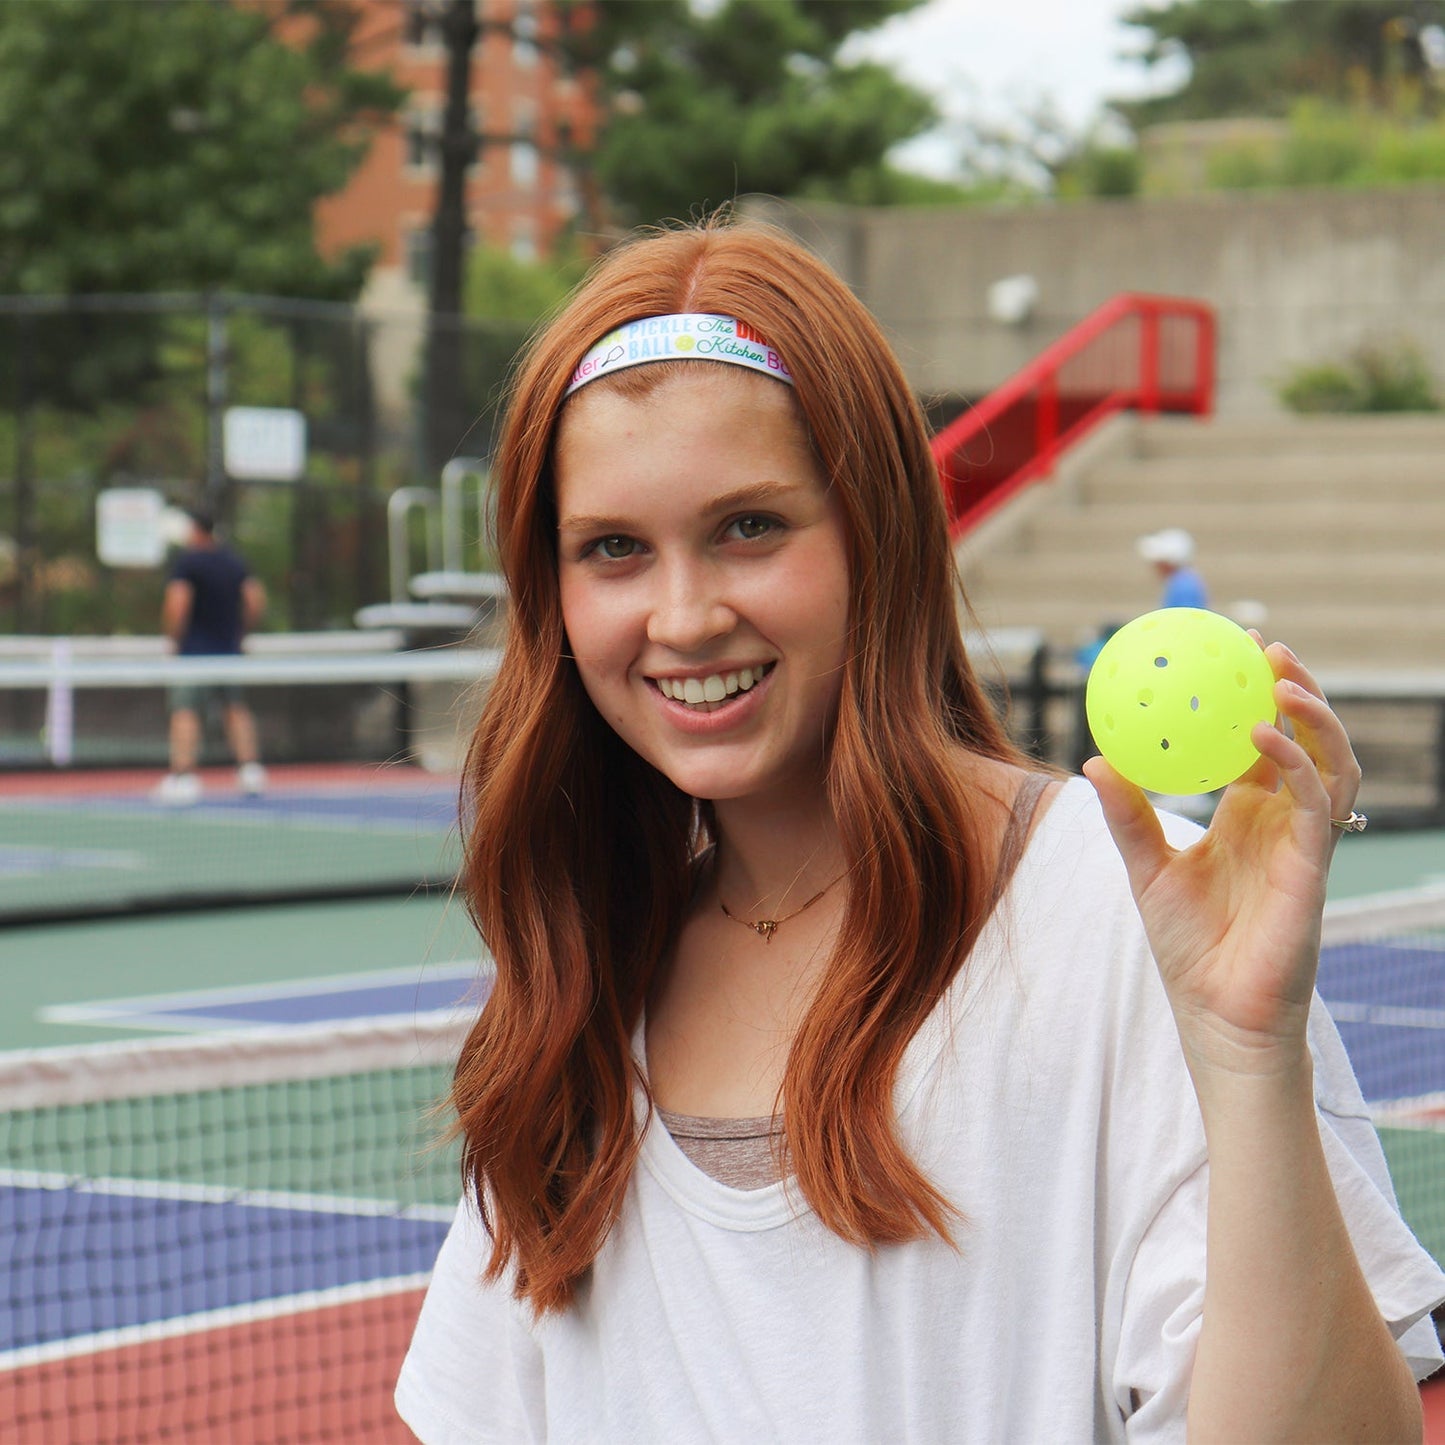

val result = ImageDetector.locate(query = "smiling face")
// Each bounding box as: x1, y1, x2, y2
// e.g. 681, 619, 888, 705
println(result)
555, 366, 851, 808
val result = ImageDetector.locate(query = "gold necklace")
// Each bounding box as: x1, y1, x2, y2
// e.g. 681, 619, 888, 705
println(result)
718, 874, 846, 944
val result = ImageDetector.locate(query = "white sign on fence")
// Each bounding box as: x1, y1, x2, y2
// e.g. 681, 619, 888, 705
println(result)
96, 487, 167, 568
223, 406, 307, 481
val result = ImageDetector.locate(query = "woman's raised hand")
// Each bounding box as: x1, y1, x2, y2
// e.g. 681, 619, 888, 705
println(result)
1083, 640, 1361, 1075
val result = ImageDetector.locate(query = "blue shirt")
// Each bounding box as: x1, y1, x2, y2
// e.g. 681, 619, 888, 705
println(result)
1161, 567, 1208, 611
169, 544, 250, 655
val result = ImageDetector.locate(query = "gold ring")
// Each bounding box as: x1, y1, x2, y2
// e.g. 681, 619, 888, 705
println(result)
1330, 811, 1368, 833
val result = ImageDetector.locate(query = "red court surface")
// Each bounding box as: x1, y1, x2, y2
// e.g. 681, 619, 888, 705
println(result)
1426, 1371, 1445, 1443
0, 1289, 424, 1443
0, 760, 450, 800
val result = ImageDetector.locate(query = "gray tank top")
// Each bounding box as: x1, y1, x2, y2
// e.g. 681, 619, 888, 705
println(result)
657, 773, 1053, 1189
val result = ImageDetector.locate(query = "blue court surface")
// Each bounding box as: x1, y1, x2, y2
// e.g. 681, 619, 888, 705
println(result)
1, 1183, 451, 1358
38, 962, 486, 1033
1319, 938, 1445, 1104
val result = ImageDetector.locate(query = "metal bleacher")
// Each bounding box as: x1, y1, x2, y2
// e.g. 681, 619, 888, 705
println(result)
354, 456, 507, 639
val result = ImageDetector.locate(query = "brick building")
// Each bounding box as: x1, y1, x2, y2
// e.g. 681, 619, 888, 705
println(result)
313, 0, 600, 313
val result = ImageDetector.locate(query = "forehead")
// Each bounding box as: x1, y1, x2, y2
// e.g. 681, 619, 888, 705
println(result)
552, 367, 830, 527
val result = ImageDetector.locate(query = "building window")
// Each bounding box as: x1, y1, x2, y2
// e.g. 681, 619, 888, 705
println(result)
510, 140, 539, 188
405, 108, 482, 176
405, 227, 433, 287
513, 2, 539, 68
511, 219, 537, 263
405, 114, 437, 172
403, 0, 442, 50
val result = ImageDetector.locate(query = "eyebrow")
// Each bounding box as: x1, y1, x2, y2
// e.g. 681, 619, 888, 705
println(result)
557, 479, 806, 535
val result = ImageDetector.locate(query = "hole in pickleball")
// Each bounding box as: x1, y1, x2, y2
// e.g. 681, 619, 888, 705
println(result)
1137, 688, 1154, 707
1235, 671, 1249, 688
1160, 738, 1171, 751
1154, 656, 1168, 668
1190, 696, 1200, 711
1103, 713, 1115, 730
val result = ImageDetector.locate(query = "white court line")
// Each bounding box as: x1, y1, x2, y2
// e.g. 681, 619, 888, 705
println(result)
5, 799, 459, 836
0, 1168, 456, 1223
1323, 1000, 1445, 1030
1372, 1090, 1445, 1130
39, 959, 485, 1029
0, 1271, 435, 1373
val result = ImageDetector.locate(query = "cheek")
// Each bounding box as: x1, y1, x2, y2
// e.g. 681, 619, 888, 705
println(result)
559, 575, 628, 679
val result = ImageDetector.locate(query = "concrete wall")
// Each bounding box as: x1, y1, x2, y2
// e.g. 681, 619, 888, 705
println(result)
745, 188, 1445, 415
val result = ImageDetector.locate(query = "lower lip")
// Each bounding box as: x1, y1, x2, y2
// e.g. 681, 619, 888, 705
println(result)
650, 670, 772, 734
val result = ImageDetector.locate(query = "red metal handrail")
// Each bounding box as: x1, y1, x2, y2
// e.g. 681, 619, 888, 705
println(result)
932, 293, 1216, 539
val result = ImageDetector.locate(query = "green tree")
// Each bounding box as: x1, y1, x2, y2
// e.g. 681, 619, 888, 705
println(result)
0, 0, 402, 298
1116, 0, 1445, 127
558, 0, 940, 226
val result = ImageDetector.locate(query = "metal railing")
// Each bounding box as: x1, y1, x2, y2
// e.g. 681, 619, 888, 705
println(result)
933, 293, 1216, 538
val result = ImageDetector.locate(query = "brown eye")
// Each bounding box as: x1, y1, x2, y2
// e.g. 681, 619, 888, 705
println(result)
730, 515, 775, 541
597, 535, 635, 559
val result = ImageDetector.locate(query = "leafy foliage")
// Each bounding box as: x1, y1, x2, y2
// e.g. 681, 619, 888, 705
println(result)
0, 0, 402, 298
1278, 338, 1441, 413
557, 0, 938, 226
1206, 99, 1445, 190
1117, 0, 1445, 128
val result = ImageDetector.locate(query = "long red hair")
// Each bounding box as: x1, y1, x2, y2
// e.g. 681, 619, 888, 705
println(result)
453, 218, 1026, 1312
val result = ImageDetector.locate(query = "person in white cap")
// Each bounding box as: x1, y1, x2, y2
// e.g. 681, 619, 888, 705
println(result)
1137, 526, 1209, 610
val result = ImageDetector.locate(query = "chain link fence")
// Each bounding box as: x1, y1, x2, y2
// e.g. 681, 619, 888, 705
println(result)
0, 294, 529, 636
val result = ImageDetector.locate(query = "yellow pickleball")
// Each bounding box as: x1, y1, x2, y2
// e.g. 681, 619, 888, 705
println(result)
1085, 608, 1277, 794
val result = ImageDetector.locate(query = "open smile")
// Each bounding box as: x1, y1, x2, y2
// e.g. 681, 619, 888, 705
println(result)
651, 662, 775, 711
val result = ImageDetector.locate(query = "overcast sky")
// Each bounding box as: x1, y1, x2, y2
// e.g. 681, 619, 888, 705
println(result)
843, 0, 1188, 176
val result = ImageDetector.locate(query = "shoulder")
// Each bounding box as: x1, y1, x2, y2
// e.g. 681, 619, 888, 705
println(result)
1014, 774, 1201, 907
168, 549, 200, 582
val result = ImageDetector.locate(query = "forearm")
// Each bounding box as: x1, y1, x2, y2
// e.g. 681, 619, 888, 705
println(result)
1186, 1049, 1421, 1443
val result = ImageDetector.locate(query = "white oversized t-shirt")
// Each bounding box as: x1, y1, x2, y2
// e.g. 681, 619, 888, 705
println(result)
396, 779, 1445, 1443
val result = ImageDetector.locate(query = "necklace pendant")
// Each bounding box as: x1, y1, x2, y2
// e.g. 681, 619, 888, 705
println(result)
754, 919, 778, 942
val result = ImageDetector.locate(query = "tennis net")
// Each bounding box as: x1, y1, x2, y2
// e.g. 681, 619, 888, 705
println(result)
0, 645, 499, 924
0, 1008, 477, 1443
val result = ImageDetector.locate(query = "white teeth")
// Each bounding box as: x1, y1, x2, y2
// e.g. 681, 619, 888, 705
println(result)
657, 664, 771, 706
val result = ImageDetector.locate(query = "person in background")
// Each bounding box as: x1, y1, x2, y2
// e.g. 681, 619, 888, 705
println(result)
1137, 526, 1209, 610
153, 507, 267, 806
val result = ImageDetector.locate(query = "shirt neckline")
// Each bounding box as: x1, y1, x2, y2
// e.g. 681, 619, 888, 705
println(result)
631, 776, 1092, 1231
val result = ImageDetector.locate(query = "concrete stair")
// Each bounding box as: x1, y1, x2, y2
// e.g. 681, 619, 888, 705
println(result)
958, 413, 1445, 669
955, 413, 1445, 819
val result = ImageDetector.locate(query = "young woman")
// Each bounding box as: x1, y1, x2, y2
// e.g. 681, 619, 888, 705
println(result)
397, 220, 1444, 1442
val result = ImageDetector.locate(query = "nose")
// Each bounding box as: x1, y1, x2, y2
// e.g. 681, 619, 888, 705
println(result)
646, 556, 736, 652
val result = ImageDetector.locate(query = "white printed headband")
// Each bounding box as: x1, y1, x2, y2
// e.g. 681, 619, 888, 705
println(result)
565, 313, 794, 396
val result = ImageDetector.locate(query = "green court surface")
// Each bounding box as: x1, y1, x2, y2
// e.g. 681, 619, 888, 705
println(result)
1325, 825, 1445, 900
0, 794, 460, 920
1380, 1129, 1445, 1267
0, 894, 477, 1050
3, 1057, 462, 1207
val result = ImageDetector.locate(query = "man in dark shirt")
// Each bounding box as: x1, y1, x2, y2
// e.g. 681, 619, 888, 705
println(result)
154, 508, 268, 805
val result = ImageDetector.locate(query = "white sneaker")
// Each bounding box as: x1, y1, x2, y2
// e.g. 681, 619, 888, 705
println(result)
154, 772, 202, 807
237, 762, 268, 796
